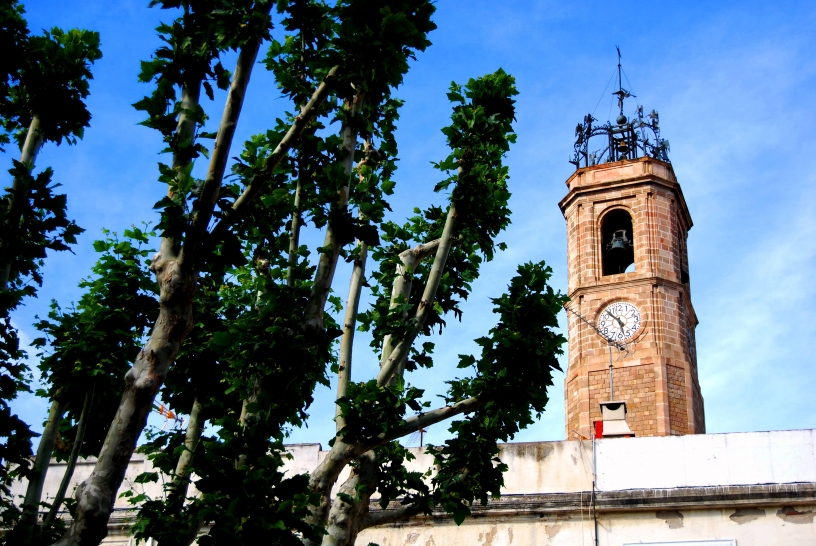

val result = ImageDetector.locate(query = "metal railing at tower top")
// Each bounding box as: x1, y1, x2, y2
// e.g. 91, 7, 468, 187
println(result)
570, 48, 671, 169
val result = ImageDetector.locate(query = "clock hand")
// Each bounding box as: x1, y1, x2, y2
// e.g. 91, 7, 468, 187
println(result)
606, 310, 625, 329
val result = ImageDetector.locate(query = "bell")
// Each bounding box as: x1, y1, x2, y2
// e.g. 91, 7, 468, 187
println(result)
608, 238, 628, 252
617, 140, 629, 154
606, 229, 631, 252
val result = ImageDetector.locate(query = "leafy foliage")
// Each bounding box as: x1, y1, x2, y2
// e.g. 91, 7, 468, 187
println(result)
0, 164, 82, 314
133, 0, 275, 244
327, 72, 568, 532
0, 0, 28, 150
0, 2, 100, 522
8, 27, 101, 146
359, 70, 518, 364
3, 2, 569, 545
428, 261, 567, 523
32, 227, 158, 460
124, 1, 440, 544
1, 229, 156, 545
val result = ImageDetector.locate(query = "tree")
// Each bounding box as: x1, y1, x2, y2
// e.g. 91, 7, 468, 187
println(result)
23, 2, 567, 546
124, 37, 564, 546
299, 71, 567, 546
0, 0, 100, 524
54, 1, 436, 544
2, 228, 157, 546
126, 69, 566, 546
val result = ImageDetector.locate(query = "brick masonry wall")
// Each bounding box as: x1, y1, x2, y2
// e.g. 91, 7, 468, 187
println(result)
588, 366, 657, 437
561, 158, 705, 438
566, 380, 580, 439
692, 373, 706, 433
667, 365, 688, 435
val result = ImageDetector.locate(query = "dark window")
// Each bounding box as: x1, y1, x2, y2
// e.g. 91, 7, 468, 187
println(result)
602, 209, 635, 275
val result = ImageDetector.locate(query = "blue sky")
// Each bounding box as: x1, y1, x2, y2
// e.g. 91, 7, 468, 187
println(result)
10, 0, 816, 448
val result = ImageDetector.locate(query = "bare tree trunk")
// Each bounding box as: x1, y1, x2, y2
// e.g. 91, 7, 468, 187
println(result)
376, 202, 459, 386
170, 398, 204, 501
53, 258, 197, 546
286, 176, 304, 287
22, 395, 65, 522
53, 27, 289, 544
322, 451, 377, 546
303, 438, 358, 546
43, 388, 93, 528
303, 97, 363, 331
1, 114, 44, 289
335, 238, 367, 433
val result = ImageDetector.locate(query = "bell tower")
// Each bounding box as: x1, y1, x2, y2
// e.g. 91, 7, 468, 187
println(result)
561, 57, 704, 440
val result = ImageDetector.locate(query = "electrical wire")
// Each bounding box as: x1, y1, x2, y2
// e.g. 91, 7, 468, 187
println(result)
621, 66, 641, 111
591, 66, 618, 118
606, 94, 614, 123
575, 431, 595, 546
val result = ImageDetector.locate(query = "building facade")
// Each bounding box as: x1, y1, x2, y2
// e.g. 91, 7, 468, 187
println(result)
17, 430, 816, 545
560, 157, 705, 440
355, 431, 816, 546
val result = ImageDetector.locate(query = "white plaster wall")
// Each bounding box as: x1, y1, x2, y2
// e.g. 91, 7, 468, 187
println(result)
596, 429, 816, 491
16, 429, 816, 511
284, 429, 816, 497
281, 440, 593, 497
8, 456, 166, 512
357, 505, 816, 546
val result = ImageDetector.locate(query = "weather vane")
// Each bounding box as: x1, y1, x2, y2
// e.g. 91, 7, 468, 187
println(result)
570, 47, 671, 169
563, 304, 636, 400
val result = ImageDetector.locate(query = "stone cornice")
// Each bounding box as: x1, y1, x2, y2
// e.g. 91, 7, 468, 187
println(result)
559, 158, 693, 230
371, 483, 816, 526
569, 274, 688, 299
69, 482, 816, 537
569, 274, 699, 329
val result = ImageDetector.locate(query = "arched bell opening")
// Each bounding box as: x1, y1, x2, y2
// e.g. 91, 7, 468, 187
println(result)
601, 209, 635, 275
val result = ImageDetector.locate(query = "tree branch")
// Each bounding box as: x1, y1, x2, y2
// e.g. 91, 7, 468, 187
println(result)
286, 176, 305, 287
22, 395, 65, 522
362, 503, 421, 529
336, 238, 368, 433
379, 236, 453, 371
43, 387, 93, 529
179, 31, 266, 270
303, 95, 363, 331
376, 202, 459, 386
167, 397, 204, 510
1, 114, 44, 289
365, 395, 485, 452
158, 80, 202, 262
208, 65, 341, 241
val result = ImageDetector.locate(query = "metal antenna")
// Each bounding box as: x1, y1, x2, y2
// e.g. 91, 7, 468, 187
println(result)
617, 46, 623, 115
563, 304, 629, 353
407, 427, 428, 447
563, 304, 635, 400
611, 47, 635, 117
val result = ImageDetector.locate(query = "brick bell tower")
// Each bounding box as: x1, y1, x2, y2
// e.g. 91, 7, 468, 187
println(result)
561, 57, 704, 440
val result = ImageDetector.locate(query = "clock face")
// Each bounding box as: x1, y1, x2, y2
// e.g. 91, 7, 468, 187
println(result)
598, 302, 642, 342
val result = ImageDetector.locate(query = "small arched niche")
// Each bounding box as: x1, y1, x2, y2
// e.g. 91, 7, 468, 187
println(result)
601, 209, 635, 275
